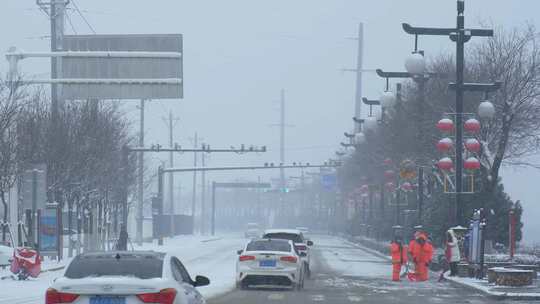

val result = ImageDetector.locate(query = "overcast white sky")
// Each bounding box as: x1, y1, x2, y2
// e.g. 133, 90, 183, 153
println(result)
2, 0, 540, 242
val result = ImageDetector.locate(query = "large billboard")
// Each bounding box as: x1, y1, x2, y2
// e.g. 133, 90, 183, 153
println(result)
61, 34, 183, 100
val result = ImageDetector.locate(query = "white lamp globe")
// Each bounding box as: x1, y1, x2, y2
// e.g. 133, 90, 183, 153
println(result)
380, 91, 396, 108
363, 116, 378, 132
404, 52, 426, 75
478, 100, 495, 119
354, 132, 366, 145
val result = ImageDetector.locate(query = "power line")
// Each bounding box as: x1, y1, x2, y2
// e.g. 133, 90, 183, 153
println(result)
65, 11, 78, 35
71, 0, 96, 34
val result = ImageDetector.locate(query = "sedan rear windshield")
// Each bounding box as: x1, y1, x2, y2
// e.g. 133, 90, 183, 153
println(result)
246, 240, 291, 252
263, 233, 303, 243
65, 253, 163, 279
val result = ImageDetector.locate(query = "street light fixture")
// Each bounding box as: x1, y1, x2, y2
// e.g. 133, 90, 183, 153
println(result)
379, 90, 396, 108
478, 100, 496, 119
404, 52, 426, 75
402, 0, 500, 226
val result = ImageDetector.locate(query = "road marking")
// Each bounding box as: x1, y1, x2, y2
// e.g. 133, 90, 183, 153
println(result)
348, 295, 363, 302
312, 294, 325, 301
268, 293, 285, 301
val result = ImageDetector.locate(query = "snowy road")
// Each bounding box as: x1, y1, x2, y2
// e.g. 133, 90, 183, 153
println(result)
0, 234, 519, 304
210, 235, 515, 304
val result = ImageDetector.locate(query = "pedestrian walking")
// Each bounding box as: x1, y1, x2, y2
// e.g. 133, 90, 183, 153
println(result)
390, 236, 408, 281
445, 229, 461, 276
408, 232, 433, 282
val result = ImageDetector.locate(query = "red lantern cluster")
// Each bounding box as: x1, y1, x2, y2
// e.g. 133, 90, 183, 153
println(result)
436, 118, 454, 132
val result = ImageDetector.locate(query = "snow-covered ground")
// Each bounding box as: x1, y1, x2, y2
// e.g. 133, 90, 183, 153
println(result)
317, 236, 388, 277
0, 233, 247, 304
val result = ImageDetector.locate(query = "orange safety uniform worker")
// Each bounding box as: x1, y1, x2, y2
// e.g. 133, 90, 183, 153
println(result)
408, 232, 433, 281
390, 237, 408, 281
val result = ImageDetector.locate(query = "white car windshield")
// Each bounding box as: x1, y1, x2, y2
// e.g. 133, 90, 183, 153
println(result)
246, 240, 291, 252
64, 253, 164, 279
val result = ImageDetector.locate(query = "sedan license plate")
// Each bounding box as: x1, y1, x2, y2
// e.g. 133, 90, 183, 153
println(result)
90, 296, 126, 304
259, 260, 276, 267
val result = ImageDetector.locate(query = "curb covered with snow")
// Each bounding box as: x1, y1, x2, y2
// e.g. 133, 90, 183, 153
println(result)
445, 275, 540, 300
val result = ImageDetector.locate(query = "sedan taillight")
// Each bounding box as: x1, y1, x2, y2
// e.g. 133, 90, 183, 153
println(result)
280, 256, 298, 263
239, 255, 256, 262
45, 288, 79, 304
137, 288, 177, 304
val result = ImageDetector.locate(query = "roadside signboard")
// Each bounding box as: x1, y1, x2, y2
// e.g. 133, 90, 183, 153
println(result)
39, 208, 58, 255
61, 34, 183, 100
321, 174, 337, 191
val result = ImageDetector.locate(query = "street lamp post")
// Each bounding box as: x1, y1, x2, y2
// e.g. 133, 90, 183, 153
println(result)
402, 0, 498, 226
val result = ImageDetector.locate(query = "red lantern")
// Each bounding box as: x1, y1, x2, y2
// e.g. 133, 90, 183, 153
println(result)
401, 182, 413, 191
464, 118, 481, 133
437, 157, 453, 171
436, 137, 453, 153
385, 182, 395, 191
465, 138, 481, 153
436, 118, 454, 132
384, 170, 395, 180
383, 158, 393, 166
464, 157, 481, 170
360, 184, 369, 193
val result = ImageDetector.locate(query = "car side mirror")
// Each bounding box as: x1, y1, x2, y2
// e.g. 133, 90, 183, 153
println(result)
299, 252, 307, 257
237, 249, 243, 255
193, 275, 210, 287
307, 241, 314, 246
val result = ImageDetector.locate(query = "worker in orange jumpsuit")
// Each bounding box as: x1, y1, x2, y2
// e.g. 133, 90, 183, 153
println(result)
408, 232, 433, 281
390, 236, 408, 281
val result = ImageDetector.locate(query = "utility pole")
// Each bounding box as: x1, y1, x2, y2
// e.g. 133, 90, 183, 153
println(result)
280, 89, 286, 190
136, 99, 145, 245
354, 23, 364, 132
190, 133, 198, 218
279, 89, 286, 218
48, 0, 66, 123
200, 152, 207, 234
163, 111, 180, 237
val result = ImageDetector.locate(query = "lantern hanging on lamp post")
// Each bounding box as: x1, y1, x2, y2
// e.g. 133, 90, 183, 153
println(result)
465, 138, 481, 153
464, 118, 481, 133
436, 137, 454, 153
464, 157, 481, 170
401, 182, 413, 192
437, 157, 453, 171
437, 118, 454, 133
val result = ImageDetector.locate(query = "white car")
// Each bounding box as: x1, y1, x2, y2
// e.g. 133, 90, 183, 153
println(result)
236, 238, 305, 290
244, 223, 260, 238
261, 229, 313, 277
46, 251, 210, 304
